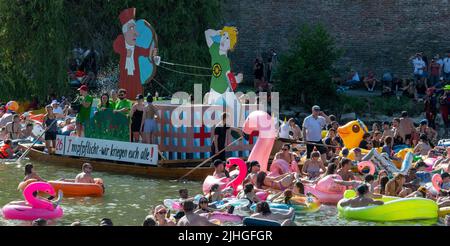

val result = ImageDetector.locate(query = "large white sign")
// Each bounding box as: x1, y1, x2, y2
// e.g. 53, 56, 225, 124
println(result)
55, 135, 158, 166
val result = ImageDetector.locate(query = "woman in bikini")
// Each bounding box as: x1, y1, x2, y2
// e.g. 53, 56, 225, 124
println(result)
130, 94, 145, 142
302, 151, 326, 180
255, 171, 296, 191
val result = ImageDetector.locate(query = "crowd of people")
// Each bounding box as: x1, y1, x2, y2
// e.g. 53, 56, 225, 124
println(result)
0, 85, 159, 158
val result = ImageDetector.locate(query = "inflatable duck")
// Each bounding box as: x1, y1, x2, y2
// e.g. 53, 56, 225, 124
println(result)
337, 120, 383, 161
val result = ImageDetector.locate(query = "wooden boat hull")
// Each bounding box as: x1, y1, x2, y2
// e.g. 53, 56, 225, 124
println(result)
20, 145, 214, 181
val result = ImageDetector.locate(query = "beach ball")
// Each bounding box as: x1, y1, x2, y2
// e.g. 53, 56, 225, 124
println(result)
6, 101, 19, 112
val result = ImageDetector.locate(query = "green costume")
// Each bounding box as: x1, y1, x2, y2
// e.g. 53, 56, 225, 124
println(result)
209, 42, 231, 94
76, 94, 93, 124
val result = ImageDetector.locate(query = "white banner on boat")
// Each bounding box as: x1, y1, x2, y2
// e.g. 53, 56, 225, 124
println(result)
55, 135, 158, 165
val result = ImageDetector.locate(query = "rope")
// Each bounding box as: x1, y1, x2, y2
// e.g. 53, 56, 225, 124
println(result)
160, 61, 212, 71
157, 64, 212, 77
177, 136, 244, 182
152, 78, 174, 96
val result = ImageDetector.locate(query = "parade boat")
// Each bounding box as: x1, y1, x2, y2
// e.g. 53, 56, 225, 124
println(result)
19, 143, 214, 181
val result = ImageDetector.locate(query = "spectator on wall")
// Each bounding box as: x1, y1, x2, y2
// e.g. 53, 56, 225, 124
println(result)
363, 70, 378, 92
343, 69, 361, 88
253, 57, 265, 91
442, 51, 450, 82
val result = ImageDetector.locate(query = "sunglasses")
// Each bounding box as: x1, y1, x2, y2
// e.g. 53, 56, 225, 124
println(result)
157, 211, 167, 214
282, 148, 289, 151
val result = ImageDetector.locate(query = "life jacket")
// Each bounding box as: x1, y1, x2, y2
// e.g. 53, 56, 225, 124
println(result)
0, 143, 12, 159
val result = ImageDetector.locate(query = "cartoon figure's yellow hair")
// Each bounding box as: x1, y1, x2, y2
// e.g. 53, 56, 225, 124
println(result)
220, 26, 238, 51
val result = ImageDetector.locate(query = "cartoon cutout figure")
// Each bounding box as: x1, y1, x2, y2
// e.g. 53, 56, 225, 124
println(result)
113, 8, 158, 99
205, 27, 243, 126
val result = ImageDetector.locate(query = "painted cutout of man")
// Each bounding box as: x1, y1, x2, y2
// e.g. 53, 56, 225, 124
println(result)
205, 27, 243, 127
113, 8, 157, 99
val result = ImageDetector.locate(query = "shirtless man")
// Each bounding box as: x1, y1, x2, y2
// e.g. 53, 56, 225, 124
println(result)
274, 144, 299, 173
288, 118, 302, 140
177, 200, 217, 226
381, 121, 394, 141
337, 158, 355, 181
340, 184, 384, 208
212, 159, 228, 178
385, 173, 411, 197
398, 111, 416, 145
333, 174, 381, 198
75, 163, 95, 183
5, 114, 22, 140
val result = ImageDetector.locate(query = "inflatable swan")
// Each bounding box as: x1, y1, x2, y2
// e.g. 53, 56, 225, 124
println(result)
362, 148, 413, 176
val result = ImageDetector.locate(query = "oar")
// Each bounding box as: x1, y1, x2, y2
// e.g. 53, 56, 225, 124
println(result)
177, 136, 243, 182
16, 118, 58, 163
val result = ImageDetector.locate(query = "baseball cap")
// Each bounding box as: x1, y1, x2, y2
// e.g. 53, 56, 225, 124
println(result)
77, 85, 88, 91
312, 105, 321, 111
136, 94, 144, 100
51, 100, 59, 105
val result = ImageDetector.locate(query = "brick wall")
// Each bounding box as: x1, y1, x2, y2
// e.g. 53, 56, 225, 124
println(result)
222, 0, 450, 81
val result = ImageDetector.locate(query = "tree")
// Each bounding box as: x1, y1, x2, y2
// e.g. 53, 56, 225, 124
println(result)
0, 0, 221, 102
275, 24, 341, 109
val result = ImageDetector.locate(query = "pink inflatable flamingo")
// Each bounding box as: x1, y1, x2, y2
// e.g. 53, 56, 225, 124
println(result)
243, 111, 277, 172
224, 157, 247, 195
2, 182, 63, 220
432, 174, 443, 193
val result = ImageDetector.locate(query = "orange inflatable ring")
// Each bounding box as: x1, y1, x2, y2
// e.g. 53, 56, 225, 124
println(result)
49, 178, 104, 197
357, 161, 376, 175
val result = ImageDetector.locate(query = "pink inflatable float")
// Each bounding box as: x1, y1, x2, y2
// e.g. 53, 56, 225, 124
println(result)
269, 159, 299, 177
424, 158, 438, 172
432, 174, 443, 193
2, 182, 63, 220
357, 161, 375, 175
304, 175, 345, 204
202, 158, 247, 195
243, 111, 277, 172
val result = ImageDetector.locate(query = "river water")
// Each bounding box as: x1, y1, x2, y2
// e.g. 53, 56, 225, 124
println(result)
0, 160, 444, 226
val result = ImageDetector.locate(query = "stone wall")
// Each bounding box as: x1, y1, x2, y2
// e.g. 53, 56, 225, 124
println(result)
221, 0, 450, 81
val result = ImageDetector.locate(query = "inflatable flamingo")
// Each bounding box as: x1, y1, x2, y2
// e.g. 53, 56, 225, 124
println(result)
2, 182, 63, 220
202, 157, 248, 195
224, 158, 247, 195
243, 111, 277, 172
304, 174, 346, 204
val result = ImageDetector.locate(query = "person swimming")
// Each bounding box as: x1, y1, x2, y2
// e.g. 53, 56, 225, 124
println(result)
340, 184, 384, 208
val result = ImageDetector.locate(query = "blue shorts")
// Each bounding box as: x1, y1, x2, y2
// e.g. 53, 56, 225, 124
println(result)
143, 119, 157, 133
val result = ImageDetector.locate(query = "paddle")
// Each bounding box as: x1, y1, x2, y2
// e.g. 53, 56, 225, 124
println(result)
16, 118, 58, 163
177, 135, 243, 182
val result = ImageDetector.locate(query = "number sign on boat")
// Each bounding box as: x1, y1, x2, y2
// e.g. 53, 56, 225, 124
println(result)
55, 135, 158, 165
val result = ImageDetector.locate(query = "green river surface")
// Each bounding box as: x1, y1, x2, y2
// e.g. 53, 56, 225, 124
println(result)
0, 160, 445, 226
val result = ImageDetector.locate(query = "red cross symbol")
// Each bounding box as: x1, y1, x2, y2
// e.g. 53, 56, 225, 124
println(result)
194, 126, 210, 146
248, 131, 259, 144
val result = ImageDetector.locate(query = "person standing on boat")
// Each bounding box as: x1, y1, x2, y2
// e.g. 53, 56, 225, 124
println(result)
43, 105, 58, 155
110, 89, 119, 109
130, 94, 145, 142
75, 163, 95, 183
114, 89, 133, 117
75, 85, 93, 137
97, 93, 113, 111
302, 105, 330, 162
5, 114, 22, 140
211, 113, 231, 162
141, 93, 157, 144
